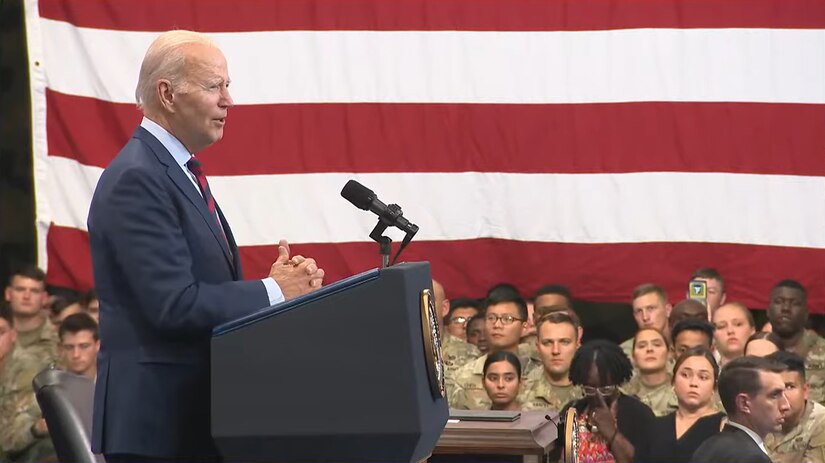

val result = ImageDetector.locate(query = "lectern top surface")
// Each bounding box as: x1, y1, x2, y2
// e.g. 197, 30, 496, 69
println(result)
212, 268, 380, 336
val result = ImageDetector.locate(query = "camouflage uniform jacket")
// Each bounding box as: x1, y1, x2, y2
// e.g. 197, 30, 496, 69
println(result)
765, 400, 825, 463
800, 331, 825, 405
448, 347, 542, 410
520, 368, 582, 411
441, 333, 481, 386
621, 374, 677, 417
0, 318, 59, 457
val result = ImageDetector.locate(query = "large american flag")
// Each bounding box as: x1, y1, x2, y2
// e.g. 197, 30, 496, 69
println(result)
25, 0, 825, 312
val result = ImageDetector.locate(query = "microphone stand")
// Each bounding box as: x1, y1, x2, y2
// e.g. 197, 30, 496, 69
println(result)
368, 221, 392, 268
367, 203, 417, 268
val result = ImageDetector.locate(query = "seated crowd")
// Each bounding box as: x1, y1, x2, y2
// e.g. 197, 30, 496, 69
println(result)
1, 264, 824, 462
437, 269, 825, 463
0, 265, 99, 462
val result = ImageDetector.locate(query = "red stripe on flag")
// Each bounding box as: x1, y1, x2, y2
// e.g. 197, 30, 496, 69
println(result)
47, 91, 825, 176
46, 225, 825, 312
39, 0, 825, 32
46, 225, 95, 291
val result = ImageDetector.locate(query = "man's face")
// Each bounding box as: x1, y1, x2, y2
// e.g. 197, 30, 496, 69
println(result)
168, 44, 233, 154
536, 321, 578, 381
484, 302, 525, 351
632, 293, 670, 332
4, 276, 47, 318
743, 370, 790, 437
767, 287, 808, 338
673, 330, 712, 358
432, 280, 448, 320
446, 307, 479, 339
778, 370, 809, 431
60, 330, 100, 377
695, 278, 726, 313
466, 318, 489, 353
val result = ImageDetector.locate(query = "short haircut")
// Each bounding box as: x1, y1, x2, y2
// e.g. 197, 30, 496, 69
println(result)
744, 331, 782, 352
671, 299, 709, 321
671, 319, 715, 348
690, 268, 726, 293
484, 293, 528, 321
766, 351, 806, 381
534, 284, 573, 307
58, 313, 99, 341
569, 340, 633, 387
483, 350, 522, 378
535, 311, 580, 341
486, 282, 521, 300
8, 264, 46, 286
50, 295, 80, 317
0, 304, 13, 328
465, 314, 486, 335
772, 279, 807, 303
135, 30, 217, 111
632, 283, 667, 304
446, 298, 482, 323
632, 327, 671, 350
718, 356, 786, 415
715, 302, 755, 328
80, 289, 98, 309
673, 346, 720, 382
534, 304, 582, 328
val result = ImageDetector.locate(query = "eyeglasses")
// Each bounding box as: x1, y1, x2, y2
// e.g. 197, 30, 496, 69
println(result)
485, 314, 524, 326
582, 385, 618, 397
449, 316, 471, 325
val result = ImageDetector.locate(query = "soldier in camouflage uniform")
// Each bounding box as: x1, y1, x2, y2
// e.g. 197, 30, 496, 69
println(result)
622, 284, 672, 366
766, 280, 825, 404
448, 293, 541, 409
0, 266, 59, 462
434, 279, 484, 395
765, 351, 825, 463
521, 312, 582, 411
621, 373, 677, 417
622, 328, 678, 416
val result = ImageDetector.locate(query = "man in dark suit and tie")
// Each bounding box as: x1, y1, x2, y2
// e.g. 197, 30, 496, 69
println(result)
87, 30, 325, 462
691, 356, 791, 463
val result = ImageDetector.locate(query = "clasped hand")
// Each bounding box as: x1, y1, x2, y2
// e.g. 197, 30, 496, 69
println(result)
268, 239, 325, 300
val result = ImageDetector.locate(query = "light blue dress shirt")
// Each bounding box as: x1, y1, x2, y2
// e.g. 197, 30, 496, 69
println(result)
140, 117, 284, 306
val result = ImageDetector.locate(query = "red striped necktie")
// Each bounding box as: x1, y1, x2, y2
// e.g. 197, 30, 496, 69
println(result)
186, 156, 231, 250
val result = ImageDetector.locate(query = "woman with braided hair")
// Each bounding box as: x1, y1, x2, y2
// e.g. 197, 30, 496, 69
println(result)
558, 340, 655, 463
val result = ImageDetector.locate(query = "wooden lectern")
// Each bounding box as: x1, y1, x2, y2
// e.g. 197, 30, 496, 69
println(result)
210, 262, 448, 462
434, 411, 558, 462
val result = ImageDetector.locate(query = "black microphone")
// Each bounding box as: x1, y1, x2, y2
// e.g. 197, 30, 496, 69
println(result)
341, 180, 419, 235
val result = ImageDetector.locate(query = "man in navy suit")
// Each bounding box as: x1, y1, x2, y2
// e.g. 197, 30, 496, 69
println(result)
691, 356, 790, 463
87, 30, 325, 462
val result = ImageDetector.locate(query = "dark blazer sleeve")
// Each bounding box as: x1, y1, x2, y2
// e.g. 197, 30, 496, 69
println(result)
90, 154, 268, 334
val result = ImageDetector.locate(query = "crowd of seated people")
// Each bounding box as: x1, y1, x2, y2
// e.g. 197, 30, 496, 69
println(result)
2, 261, 825, 462
0, 265, 100, 462
439, 267, 825, 462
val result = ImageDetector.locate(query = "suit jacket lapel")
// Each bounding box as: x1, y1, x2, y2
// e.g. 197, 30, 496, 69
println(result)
134, 127, 236, 271
216, 203, 242, 280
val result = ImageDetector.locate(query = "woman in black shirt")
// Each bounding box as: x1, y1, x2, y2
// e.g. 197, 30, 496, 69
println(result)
646, 346, 725, 463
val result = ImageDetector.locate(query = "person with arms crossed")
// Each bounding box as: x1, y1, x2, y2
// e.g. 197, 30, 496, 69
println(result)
87, 30, 324, 462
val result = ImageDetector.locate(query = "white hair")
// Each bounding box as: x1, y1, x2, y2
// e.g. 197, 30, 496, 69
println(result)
135, 30, 217, 112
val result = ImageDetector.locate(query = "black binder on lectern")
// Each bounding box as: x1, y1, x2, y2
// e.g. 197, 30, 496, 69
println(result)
211, 262, 449, 462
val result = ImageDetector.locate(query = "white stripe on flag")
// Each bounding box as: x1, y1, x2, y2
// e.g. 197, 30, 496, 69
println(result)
40, 19, 825, 105
48, 155, 825, 249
